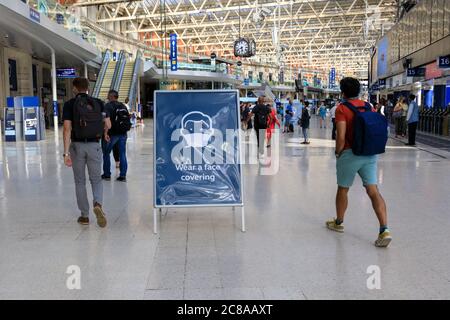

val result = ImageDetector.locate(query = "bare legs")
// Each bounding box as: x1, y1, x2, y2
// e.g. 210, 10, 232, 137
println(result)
336, 186, 349, 222
335, 185, 387, 227
365, 185, 388, 226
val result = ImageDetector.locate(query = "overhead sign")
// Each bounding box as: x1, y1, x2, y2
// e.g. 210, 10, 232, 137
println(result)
438, 55, 450, 69
154, 90, 243, 207
407, 67, 425, 77
56, 13, 65, 25
170, 33, 178, 71
56, 68, 77, 78
29, 8, 40, 23
329, 68, 336, 88
378, 79, 386, 87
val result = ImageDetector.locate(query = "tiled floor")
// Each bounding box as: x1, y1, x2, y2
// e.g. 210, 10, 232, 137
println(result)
0, 117, 449, 299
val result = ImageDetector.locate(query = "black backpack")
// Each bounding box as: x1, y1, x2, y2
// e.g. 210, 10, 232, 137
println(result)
72, 95, 104, 140
110, 102, 131, 134
256, 105, 269, 128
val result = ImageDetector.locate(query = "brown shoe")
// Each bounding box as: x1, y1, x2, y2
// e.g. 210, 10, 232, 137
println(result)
93, 203, 107, 228
77, 216, 89, 225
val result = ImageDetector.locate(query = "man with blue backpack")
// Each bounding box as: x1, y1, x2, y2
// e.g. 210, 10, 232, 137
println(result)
326, 77, 392, 248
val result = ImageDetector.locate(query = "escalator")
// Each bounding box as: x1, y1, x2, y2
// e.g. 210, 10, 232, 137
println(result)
92, 49, 111, 99
93, 50, 142, 107
97, 60, 117, 101
117, 62, 134, 103
111, 50, 142, 111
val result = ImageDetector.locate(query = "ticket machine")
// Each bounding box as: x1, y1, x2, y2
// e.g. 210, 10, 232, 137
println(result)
3, 97, 23, 141
2, 96, 45, 141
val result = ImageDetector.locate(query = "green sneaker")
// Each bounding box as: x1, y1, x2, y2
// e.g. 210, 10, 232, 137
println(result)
93, 203, 107, 228
326, 219, 344, 233
375, 230, 392, 248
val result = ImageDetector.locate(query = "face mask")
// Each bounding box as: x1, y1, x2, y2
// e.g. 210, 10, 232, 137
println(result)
180, 111, 213, 148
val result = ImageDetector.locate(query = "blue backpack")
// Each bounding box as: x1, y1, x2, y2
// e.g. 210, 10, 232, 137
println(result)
343, 102, 388, 156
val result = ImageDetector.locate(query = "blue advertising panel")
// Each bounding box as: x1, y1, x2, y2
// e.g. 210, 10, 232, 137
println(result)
377, 37, 388, 78
438, 55, 450, 69
170, 33, 178, 71
56, 68, 77, 78
154, 90, 243, 207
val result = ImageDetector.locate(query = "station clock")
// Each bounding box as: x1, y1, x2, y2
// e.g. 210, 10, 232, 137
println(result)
234, 38, 250, 57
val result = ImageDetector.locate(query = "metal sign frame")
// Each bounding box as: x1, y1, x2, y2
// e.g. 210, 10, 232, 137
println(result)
153, 90, 245, 233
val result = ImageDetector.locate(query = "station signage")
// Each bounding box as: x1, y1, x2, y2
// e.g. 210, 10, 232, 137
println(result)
170, 33, 178, 71
328, 68, 336, 88
438, 55, 450, 69
56, 68, 77, 78
406, 67, 425, 77
29, 8, 40, 23
378, 79, 386, 87
56, 13, 65, 25
153, 90, 243, 207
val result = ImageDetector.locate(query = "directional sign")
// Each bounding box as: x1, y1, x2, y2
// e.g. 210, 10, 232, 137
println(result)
329, 68, 336, 88
29, 8, 40, 23
170, 33, 178, 71
56, 68, 77, 79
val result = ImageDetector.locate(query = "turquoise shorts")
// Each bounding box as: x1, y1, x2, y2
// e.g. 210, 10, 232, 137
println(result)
336, 149, 378, 188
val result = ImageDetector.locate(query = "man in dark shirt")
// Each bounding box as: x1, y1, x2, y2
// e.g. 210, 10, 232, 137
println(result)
102, 90, 129, 182
62, 77, 111, 227
249, 96, 271, 156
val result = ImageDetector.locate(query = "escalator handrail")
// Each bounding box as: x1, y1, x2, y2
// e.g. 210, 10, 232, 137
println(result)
92, 50, 112, 98
111, 50, 127, 92
128, 50, 143, 111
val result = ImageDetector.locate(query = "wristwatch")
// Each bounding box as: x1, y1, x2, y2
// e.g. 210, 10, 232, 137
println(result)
63, 153, 70, 158
335, 151, 341, 158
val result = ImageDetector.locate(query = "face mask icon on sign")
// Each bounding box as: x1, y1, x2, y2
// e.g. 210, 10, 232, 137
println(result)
180, 111, 214, 148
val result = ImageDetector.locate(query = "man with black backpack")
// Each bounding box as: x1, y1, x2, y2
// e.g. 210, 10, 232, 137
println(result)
249, 96, 271, 156
326, 77, 392, 248
63, 77, 111, 227
102, 90, 131, 182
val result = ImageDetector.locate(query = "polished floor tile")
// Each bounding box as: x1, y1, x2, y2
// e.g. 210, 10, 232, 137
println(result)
0, 117, 449, 299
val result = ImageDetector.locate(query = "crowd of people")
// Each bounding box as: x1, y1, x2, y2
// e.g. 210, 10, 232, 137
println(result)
61, 75, 421, 248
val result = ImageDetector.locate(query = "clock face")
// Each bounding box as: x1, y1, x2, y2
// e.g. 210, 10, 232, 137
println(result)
234, 39, 249, 57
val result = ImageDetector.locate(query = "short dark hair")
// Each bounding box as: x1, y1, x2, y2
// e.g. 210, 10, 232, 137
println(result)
304, 101, 310, 107
73, 77, 89, 91
409, 94, 416, 100
340, 77, 361, 99
108, 90, 119, 99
